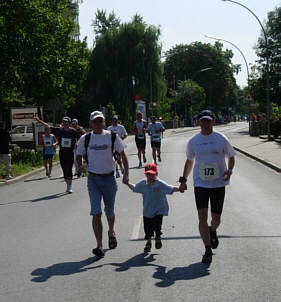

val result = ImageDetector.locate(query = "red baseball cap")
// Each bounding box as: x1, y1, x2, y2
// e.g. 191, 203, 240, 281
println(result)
144, 163, 158, 175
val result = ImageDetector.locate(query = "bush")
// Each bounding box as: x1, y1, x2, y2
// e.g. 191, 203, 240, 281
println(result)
11, 149, 43, 166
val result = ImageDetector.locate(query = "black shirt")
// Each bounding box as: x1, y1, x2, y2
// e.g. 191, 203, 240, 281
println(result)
0, 129, 11, 154
50, 127, 79, 153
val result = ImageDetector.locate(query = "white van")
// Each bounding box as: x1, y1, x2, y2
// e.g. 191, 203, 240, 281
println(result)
10, 125, 34, 148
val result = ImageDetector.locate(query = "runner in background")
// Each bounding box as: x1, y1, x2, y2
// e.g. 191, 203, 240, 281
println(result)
35, 116, 80, 193
42, 127, 58, 177
132, 112, 147, 168
71, 118, 86, 177
147, 116, 165, 165
107, 115, 128, 178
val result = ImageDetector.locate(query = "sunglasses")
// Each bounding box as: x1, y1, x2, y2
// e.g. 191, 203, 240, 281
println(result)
93, 119, 104, 124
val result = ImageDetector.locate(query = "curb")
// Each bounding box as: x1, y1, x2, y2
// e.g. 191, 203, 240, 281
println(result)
0, 161, 60, 187
233, 146, 281, 173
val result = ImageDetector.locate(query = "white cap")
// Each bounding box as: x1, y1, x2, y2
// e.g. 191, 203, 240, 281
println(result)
90, 111, 105, 121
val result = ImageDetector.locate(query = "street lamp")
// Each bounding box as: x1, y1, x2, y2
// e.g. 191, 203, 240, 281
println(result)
221, 0, 271, 140
191, 67, 213, 81
205, 34, 250, 86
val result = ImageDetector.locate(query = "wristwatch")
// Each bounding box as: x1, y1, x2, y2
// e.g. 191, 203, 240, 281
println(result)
179, 176, 187, 183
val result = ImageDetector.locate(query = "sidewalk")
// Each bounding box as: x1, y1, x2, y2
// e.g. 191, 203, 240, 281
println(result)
229, 133, 281, 173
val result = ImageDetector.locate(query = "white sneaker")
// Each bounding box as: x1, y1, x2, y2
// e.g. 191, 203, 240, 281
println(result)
6, 175, 13, 180
66, 184, 73, 193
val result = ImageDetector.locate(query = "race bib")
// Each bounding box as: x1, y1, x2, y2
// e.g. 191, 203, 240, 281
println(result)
61, 138, 72, 148
44, 140, 52, 147
199, 162, 219, 181
137, 134, 145, 139
151, 134, 161, 142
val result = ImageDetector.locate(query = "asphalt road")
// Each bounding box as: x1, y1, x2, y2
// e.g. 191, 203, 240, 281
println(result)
0, 123, 281, 302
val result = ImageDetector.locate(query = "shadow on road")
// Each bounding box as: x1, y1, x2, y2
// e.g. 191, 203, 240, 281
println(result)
0, 192, 68, 206
24, 177, 47, 182
108, 253, 158, 272
153, 262, 210, 287
30, 257, 102, 282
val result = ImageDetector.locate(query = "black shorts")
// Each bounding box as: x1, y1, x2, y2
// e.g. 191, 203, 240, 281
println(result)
135, 136, 146, 149
143, 215, 163, 239
194, 187, 225, 214
151, 141, 161, 149
59, 151, 74, 179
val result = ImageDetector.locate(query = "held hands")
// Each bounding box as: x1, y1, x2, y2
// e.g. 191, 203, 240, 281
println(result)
223, 169, 232, 181
179, 182, 187, 193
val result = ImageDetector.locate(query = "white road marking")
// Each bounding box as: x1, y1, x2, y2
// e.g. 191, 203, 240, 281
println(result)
130, 215, 142, 240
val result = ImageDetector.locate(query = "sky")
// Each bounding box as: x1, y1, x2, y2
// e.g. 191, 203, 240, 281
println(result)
78, 0, 281, 88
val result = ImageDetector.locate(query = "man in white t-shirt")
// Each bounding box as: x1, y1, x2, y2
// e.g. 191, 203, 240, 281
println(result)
107, 115, 128, 178
76, 111, 129, 259
179, 110, 235, 264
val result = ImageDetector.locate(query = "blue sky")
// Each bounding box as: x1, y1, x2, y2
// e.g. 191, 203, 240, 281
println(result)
79, 0, 281, 87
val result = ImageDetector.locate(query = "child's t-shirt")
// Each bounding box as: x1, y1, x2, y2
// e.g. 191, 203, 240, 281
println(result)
130, 178, 174, 218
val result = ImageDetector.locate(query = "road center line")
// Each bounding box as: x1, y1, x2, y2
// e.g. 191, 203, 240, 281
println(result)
130, 215, 142, 240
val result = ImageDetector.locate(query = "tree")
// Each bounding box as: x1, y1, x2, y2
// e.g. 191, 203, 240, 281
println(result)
170, 80, 206, 123
254, 6, 281, 108
86, 12, 165, 126
0, 0, 90, 119
164, 42, 239, 115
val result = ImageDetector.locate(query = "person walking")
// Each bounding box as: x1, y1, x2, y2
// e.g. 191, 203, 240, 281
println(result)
132, 111, 147, 168
124, 162, 182, 253
76, 111, 129, 258
107, 115, 128, 178
0, 121, 13, 180
71, 118, 86, 177
179, 110, 236, 264
42, 127, 58, 177
147, 116, 165, 164
35, 116, 80, 193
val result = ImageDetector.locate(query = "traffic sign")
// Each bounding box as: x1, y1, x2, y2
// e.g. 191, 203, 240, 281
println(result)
245, 93, 254, 102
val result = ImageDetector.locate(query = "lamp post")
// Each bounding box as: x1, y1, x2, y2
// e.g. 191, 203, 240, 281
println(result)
222, 0, 271, 140
205, 34, 251, 128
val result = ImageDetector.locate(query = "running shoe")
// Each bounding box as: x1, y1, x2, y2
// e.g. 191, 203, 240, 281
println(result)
143, 155, 147, 163
209, 226, 219, 249
157, 155, 162, 162
202, 250, 213, 264
92, 247, 105, 258
121, 167, 125, 175
138, 162, 142, 168
6, 175, 13, 180
116, 170, 120, 178
77, 172, 82, 178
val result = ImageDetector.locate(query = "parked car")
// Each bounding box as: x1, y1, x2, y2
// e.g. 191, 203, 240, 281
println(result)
10, 125, 34, 148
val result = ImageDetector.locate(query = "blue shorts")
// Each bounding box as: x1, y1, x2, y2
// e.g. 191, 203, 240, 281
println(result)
87, 173, 118, 218
43, 154, 54, 160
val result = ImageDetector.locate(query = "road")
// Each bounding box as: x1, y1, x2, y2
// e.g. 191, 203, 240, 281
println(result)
0, 122, 281, 302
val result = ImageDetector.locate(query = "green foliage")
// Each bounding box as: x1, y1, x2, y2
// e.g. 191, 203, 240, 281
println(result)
86, 11, 165, 127
254, 6, 281, 109
170, 80, 206, 120
0, 0, 90, 115
164, 42, 238, 114
11, 149, 42, 166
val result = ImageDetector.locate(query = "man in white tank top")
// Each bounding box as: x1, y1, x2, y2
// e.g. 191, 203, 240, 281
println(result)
132, 112, 147, 168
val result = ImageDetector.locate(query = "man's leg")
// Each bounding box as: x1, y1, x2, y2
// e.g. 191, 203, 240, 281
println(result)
4, 154, 12, 179
48, 158, 53, 176
198, 208, 211, 246
92, 213, 103, 248
152, 146, 157, 164
156, 146, 161, 162
107, 214, 115, 238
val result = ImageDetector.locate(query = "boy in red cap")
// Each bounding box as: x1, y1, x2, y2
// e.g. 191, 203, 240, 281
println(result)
124, 162, 182, 252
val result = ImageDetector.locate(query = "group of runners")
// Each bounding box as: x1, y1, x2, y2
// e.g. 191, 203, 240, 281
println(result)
35, 109, 235, 264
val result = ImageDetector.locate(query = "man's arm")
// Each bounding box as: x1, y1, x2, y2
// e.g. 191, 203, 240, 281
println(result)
76, 155, 86, 173
34, 116, 50, 130
179, 159, 194, 191
120, 150, 129, 184
224, 156, 235, 181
